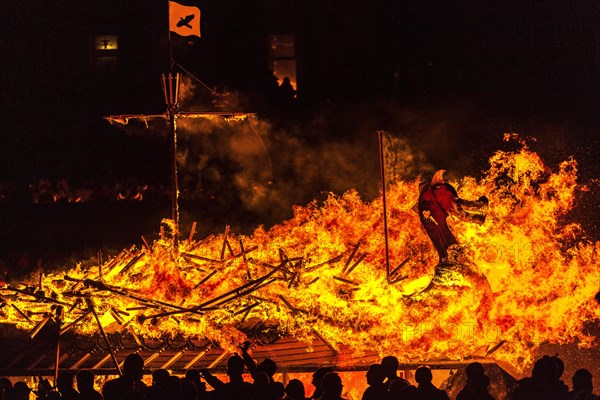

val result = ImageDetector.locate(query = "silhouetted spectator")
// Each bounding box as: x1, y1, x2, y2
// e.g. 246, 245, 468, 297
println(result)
165, 376, 182, 400
180, 378, 199, 400
76, 370, 103, 400
279, 77, 296, 101
0, 377, 13, 400
320, 373, 346, 400
241, 341, 278, 383
386, 379, 418, 400
13, 381, 32, 400
252, 372, 272, 400
512, 355, 569, 400
568, 369, 599, 400
202, 354, 254, 400
414, 367, 449, 400
362, 364, 387, 400
284, 379, 308, 400
147, 369, 170, 400
272, 381, 286, 400
310, 367, 334, 399
57, 371, 82, 400
382, 356, 410, 391
184, 369, 208, 400
102, 353, 147, 400
457, 362, 495, 400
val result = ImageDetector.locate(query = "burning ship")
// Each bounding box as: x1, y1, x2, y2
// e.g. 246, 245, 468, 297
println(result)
0, 136, 598, 398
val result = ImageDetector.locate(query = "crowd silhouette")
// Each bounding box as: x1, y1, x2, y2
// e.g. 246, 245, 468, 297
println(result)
0, 350, 598, 400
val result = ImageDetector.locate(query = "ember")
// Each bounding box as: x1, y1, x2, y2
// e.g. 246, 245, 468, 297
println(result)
1, 137, 598, 376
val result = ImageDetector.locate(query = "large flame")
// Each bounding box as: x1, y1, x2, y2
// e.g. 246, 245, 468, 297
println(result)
2, 136, 598, 374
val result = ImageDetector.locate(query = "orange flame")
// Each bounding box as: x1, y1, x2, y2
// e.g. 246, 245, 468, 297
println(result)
2, 137, 598, 374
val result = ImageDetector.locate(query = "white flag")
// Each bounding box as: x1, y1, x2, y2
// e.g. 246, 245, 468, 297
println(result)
169, 1, 201, 38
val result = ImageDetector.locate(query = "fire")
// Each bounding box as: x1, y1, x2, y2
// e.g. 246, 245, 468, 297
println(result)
1, 136, 598, 374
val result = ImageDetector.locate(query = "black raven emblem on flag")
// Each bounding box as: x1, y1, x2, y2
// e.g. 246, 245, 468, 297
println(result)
177, 14, 195, 29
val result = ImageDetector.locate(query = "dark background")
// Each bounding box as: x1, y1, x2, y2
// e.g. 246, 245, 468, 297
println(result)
0, 0, 598, 269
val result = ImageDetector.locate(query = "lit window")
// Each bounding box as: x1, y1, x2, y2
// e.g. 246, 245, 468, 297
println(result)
93, 35, 118, 51
268, 34, 297, 91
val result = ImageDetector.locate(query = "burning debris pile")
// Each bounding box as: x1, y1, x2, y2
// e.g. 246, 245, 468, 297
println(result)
1, 137, 598, 373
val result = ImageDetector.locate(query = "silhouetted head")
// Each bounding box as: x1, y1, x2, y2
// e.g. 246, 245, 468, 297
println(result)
468, 373, 491, 391
0, 377, 13, 390
76, 370, 95, 392
258, 357, 277, 378
285, 379, 305, 400
56, 371, 74, 392
13, 382, 31, 398
227, 355, 245, 377
465, 362, 485, 378
551, 356, 564, 379
123, 353, 145, 380
532, 355, 562, 383
272, 381, 285, 400
572, 369, 593, 392
381, 356, 399, 378
185, 369, 201, 382
152, 369, 170, 388
366, 364, 385, 385
312, 367, 334, 387
253, 372, 270, 388
415, 367, 433, 385
321, 372, 343, 398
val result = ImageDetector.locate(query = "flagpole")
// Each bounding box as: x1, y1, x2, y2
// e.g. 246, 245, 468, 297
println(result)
378, 130, 391, 283
164, 1, 180, 251
167, 1, 174, 69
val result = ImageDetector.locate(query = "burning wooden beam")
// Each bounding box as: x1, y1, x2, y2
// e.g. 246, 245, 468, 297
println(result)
193, 270, 218, 290
70, 353, 92, 370
60, 310, 92, 335
161, 350, 185, 369
189, 221, 197, 242
208, 350, 229, 369
343, 242, 361, 272
92, 354, 112, 370
128, 326, 143, 347
183, 346, 212, 369
485, 340, 506, 356
234, 245, 258, 260
182, 253, 224, 264
139, 262, 286, 322
333, 276, 360, 286
389, 257, 410, 279
306, 277, 320, 286
11, 304, 33, 324
188, 234, 215, 251
118, 252, 145, 275
220, 225, 230, 260
144, 352, 161, 366
231, 302, 260, 316
29, 316, 52, 340
86, 298, 122, 376
65, 276, 187, 312
343, 253, 367, 276
307, 255, 343, 271
29, 354, 48, 370
141, 235, 151, 251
